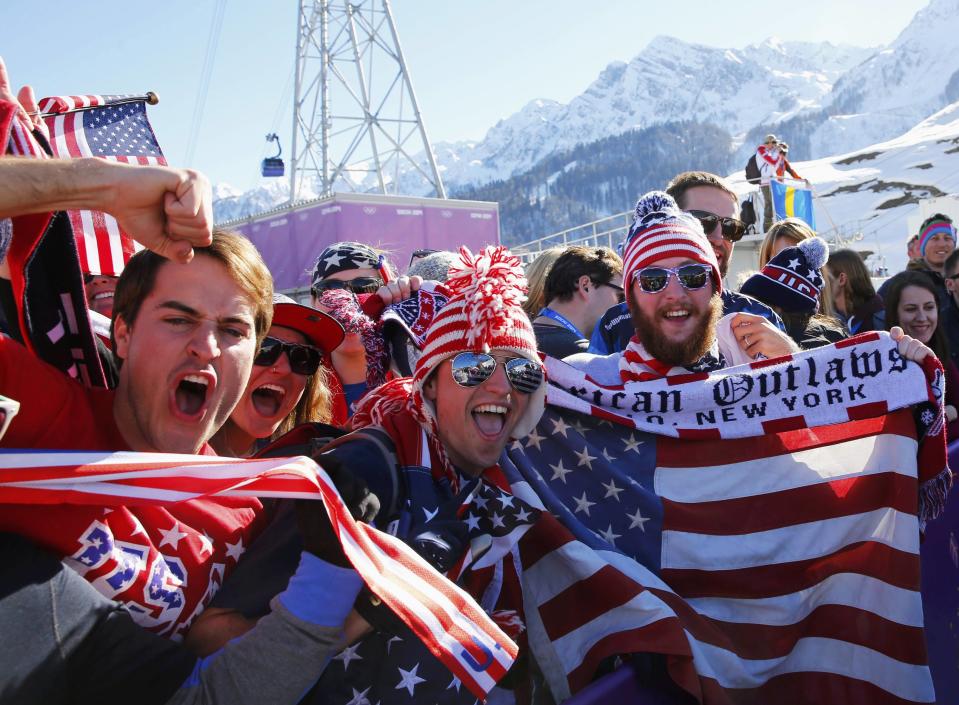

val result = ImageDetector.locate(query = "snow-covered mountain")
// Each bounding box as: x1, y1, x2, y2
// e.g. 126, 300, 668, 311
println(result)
425, 35, 872, 193
809, 0, 959, 158
215, 0, 959, 244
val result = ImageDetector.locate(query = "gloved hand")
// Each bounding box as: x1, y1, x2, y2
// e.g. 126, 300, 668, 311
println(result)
354, 505, 471, 632
295, 453, 380, 568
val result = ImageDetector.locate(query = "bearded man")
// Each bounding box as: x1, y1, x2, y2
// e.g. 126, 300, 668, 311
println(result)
571, 191, 930, 381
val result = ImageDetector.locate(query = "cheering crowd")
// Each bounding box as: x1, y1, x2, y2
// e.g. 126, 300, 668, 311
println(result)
0, 56, 955, 705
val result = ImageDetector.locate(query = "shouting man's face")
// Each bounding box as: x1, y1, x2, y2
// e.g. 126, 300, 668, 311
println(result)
628, 256, 722, 366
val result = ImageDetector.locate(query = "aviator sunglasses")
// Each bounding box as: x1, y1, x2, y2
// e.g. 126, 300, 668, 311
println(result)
312, 276, 383, 296
686, 209, 747, 243
450, 352, 544, 394
633, 264, 711, 294
254, 337, 322, 376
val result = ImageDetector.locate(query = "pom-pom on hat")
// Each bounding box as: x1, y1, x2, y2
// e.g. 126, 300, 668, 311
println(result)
412, 246, 545, 443
622, 191, 723, 295
740, 236, 828, 313
918, 215, 956, 257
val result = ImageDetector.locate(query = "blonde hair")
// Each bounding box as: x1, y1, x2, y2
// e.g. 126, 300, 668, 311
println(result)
759, 219, 838, 318
522, 247, 565, 318
272, 364, 333, 438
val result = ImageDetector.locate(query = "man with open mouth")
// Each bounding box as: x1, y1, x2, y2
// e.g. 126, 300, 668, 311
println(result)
189, 245, 548, 704
566, 190, 934, 394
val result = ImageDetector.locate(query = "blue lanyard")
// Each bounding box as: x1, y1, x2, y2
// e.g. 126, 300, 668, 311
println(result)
538, 307, 585, 339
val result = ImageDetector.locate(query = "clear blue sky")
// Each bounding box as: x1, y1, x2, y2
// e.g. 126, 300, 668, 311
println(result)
0, 0, 928, 191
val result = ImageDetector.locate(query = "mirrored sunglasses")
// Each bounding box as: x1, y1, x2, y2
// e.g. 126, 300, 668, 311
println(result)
449, 352, 543, 395
254, 337, 322, 376
634, 264, 711, 294
687, 209, 747, 243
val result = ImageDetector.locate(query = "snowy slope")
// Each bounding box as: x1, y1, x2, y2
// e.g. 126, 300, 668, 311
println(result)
811, 0, 959, 158
728, 100, 959, 275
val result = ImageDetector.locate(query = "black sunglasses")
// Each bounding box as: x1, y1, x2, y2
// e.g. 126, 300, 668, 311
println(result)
634, 264, 711, 294
312, 276, 383, 296
409, 248, 440, 268
686, 210, 747, 243
450, 352, 543, 394
254, 337, 322, 376
596, 280, 625, 303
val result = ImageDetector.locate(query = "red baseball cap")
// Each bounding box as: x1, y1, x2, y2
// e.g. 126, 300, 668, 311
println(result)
271, 294, 345, 352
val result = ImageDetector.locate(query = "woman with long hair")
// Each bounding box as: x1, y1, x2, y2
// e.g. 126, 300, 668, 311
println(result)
211, 295, 344, 457
883, 270, 959, 437
522, 247, 565, 319
826, 249, 885, 333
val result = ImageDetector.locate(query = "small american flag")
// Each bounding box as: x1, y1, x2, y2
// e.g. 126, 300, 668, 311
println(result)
501, 336, 947, 704
40, 94, 165, 276
0, 449, 518, 699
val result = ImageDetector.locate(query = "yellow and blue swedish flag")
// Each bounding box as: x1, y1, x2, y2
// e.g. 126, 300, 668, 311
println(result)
770, 181, 816, 229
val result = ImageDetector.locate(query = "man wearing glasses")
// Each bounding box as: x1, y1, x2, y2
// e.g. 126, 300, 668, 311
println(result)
571, 191, 928, 384
533, 245, 623, 358
589, 171, 795, 359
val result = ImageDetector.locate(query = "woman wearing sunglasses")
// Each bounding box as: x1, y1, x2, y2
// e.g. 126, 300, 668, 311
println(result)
211, 294, 344, 457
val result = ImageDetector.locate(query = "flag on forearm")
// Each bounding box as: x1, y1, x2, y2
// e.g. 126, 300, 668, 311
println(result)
0, 450, 517, 700
770, 179, 816, 229
40, 94, 164, 276
2, 98, 107, 387
504, 333, 948, 704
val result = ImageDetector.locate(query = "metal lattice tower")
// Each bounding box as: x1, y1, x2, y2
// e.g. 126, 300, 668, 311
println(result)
289, 0, 446, 201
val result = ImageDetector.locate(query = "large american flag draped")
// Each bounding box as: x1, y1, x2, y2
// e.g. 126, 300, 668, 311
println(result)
40, 94, 164, 276
0, 450, 518, 700
501, 333, 947, 704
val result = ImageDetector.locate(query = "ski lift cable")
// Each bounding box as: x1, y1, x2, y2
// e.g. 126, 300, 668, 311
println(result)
246, 67, 295, 191
184, 0, 228, 166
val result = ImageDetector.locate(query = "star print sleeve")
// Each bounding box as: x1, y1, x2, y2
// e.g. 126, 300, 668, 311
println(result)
167, 553, 362, 705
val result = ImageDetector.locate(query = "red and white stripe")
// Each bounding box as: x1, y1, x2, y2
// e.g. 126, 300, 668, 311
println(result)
43, 98, 157, 276
0, 450, 517, 699
38, 95, 105, 115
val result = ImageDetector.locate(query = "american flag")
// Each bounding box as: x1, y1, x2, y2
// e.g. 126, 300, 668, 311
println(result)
0, 450, 518, 699
500, 337, 948, 704
2, 99, 107, 387
41, 94, 165, 276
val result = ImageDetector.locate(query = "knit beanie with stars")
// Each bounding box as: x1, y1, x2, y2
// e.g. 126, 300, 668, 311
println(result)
311, 241, 383, 288
741, 236, 828, 314
622, 191, 723, 295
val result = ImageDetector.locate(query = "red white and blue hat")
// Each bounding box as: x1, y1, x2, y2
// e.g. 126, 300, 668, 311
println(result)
622, 191, 722, 295
740, 237, 828, 314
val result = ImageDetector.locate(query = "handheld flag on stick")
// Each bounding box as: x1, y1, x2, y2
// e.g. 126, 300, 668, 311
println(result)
40, 94, 165, 276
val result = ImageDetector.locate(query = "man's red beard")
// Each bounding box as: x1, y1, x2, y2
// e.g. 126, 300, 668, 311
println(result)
628, 293, 723, 367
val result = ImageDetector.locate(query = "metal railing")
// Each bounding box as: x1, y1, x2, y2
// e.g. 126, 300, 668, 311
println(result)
510, 210, 633, 262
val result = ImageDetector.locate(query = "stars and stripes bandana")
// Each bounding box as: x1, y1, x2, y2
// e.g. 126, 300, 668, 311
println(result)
39, 94, 165, 277
0, 450, 518, 699
502, 331, 950, 703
